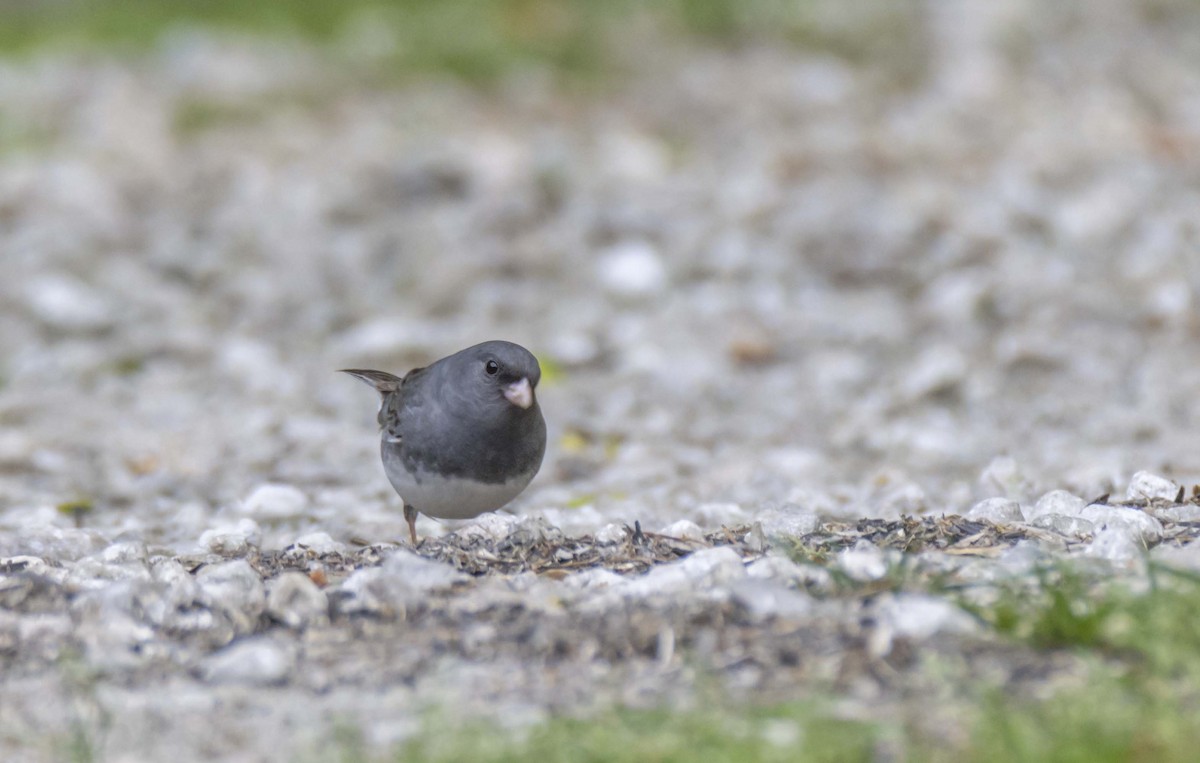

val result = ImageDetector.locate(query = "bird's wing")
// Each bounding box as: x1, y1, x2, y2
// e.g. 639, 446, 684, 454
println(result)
377, 365, 434, 444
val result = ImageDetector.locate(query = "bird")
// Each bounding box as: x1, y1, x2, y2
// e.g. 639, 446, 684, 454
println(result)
341, 340, 547, 546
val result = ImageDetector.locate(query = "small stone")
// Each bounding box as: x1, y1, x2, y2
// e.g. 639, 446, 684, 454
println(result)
1080, 505, 1163, 545
98, 541, 149, 565
745, 555, 829, 588
596, 240, 668, 299
1031, 514, 1095, 538
240, 484, 309, 519
965, 497, 1024, 524
382, 549, 465, 589
201, 637, 293, 686
199, 518, 262, 557
877, 593, 976, 640
659, 519, 704, 542
337, 550, 466, 615
1026, 490, 1086, 521
25, 274, 116, 331
754, 504, 820, 539
290, 531, 346, 555
456, 513, 521, 543
594, 523, 626, 545
1154, 504, 1200, 523
1084, 526, 1144, 563
12, 526, 109, 562
266, 572, 329, 629
195, 560, 265, 635
1125, 471, 1179, 502
729, 579, 813, 621
837, 543, 888, 582
619, 546, 746, 598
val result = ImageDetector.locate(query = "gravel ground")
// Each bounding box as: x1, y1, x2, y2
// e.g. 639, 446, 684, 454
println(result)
2, 1, 1200, 759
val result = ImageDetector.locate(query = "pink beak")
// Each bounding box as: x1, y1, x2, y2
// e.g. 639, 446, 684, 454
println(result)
503, 377, 534, 409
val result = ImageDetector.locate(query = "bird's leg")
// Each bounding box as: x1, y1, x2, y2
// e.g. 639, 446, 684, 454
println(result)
403, 504, 419, 546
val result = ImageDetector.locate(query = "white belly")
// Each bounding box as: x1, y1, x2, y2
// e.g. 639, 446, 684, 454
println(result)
382, 450, 536, 519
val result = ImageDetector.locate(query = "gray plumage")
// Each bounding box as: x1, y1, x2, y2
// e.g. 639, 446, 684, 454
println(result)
342, 341, 547, 545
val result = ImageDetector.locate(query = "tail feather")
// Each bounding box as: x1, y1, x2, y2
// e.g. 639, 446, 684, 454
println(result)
339, 368, 403, 394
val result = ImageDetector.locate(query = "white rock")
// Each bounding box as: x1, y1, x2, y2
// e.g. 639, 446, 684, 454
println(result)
877, 593, 976, 640
201, 637, 292, 686
1080, 505, 1163, 545
965, 497, 1024, 524
240, 484, 309, 519
1125, 471, 1180, 502
754, 504, 820, 538
596, 240, 667, 299
0, 556, 53, 576
290, 531, 346, 555
594, 523, 626, 545
97, 541, 148, 565
729, 580, 813, 621
1154, 504, 1200, 523
456, 513, 521, 543
619, 547, 746, 598
560, 567, 624, 591
196, 560, 265, 635
659, 519, 704, 542
837, 543, 888, 582
266, 572, 328, 629
25, 274, 115, 331
382, 549, 466, 589
199, 518, 262, 557
745, 555, 829, 588
1031, 514, 1095, 538
10, 526, 109, 562
1026, 490, 1086, 521
338, 550, 466, 615
1084, 526, 1144, 563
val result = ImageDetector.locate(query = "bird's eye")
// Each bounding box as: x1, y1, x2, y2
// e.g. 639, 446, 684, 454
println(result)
485, 360, 499, 376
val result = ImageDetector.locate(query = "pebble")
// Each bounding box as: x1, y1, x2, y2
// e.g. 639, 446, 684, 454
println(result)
729, 579, 813, 621
1125, 471, 1179, 502
198, 519, 262, 557
965, 497, 1024, 524
754, 504, 821, 538
195, 560, 266, 635
456, 513, 521, 543
266, 572, 329, 629
837, 542, 888, 582
659, 519, 704, 541
1031, 513, 1095, 538
240, 484, 310, 519
1084, 526, 1145, 563
290, 531, 347, 555
24, 274, 116, 331
201, 636, 293, 686
1026, 490, 1086, 521
1079, 505, 1163, 545
877, 593, 977, 640
595, 240, 668, 299
594, 523, 627, 545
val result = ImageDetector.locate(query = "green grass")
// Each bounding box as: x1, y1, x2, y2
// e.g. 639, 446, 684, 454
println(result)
398, 704, 883, 763
0, 0, 925, 82
337, 561, 1200, 762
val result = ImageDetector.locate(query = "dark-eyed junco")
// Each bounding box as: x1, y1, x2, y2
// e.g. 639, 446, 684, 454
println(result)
342, 341, 547, 545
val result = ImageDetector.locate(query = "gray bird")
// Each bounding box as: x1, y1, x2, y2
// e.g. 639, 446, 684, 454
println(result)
341, 340, 547, 545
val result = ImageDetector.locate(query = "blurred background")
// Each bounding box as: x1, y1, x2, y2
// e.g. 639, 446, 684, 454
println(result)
1, 0, 1199, 548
